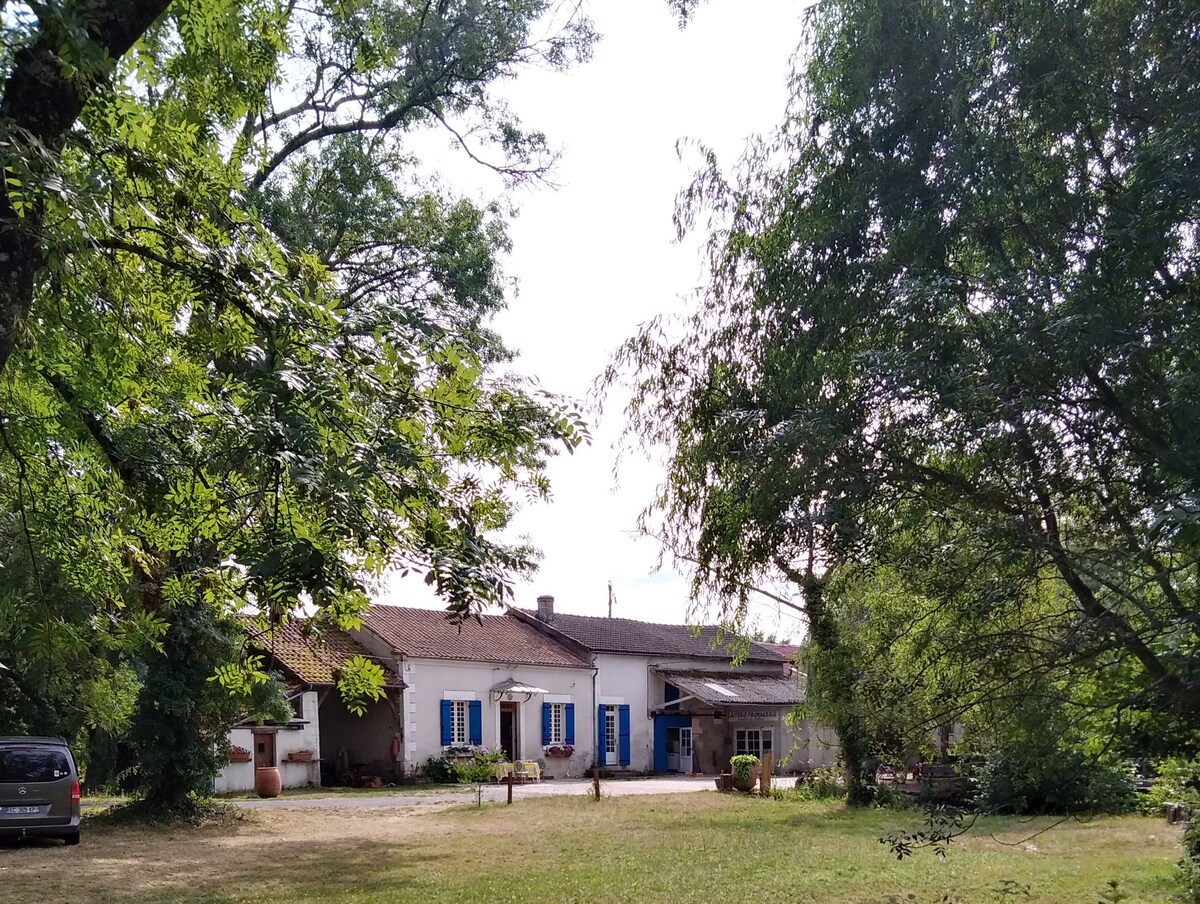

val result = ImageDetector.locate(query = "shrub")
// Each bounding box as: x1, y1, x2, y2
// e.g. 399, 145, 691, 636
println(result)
1180, 820, 1200, 903
807, 763, 847, 800
730, 755, 760, 781
423, 756, 458, 784
1142, 758, 1200, 817
981, 746, 1136, 815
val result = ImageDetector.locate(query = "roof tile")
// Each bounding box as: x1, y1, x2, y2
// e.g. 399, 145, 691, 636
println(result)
365, 606, 590, 669
523, 610, 784, 663
248, 621, 403, 688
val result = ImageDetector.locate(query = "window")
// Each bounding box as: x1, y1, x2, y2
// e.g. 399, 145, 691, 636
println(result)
735, 729, 773, 759
605, 707, 618, 757
547, 703, 565, 745
0, 749, 71, 783
450, 700, 469, 746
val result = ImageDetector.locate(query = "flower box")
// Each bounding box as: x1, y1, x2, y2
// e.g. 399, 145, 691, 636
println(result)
286, 750, 315, 763
229, 746, 252, 763
543, 744, 574, 758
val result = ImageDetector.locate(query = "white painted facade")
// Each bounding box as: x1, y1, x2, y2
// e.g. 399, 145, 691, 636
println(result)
345, 621, 597, 780
214, 690, 321, 794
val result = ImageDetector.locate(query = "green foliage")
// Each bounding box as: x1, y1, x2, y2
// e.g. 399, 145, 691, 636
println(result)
336, 655, 388, 717
730, 754, 760, 781
612, 0, 1200, 821
1141, 758, 1200, 816
981, 745, 1136, 816
423, 756, 458, 784
1180, 821, 1200, 904
0, 0, 597, 807
453, 748, 505, 807
123, 604, 241, 810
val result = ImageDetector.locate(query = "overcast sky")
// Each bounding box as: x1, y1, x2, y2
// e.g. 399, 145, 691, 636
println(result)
380, 0, 807, 639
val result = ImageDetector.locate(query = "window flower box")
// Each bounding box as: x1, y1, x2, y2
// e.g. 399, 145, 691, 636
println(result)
443, 745, 483, 758
544, 744, 574, 758
229, 746, 252, 763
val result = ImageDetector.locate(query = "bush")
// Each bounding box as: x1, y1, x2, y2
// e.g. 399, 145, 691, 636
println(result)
423, 756, 458, 784
981, 746, 1136, 815
1142, 758, 1200, 817
730, 755, 760, 781
1180, 820, 1200, 903
794, 763, 846, 801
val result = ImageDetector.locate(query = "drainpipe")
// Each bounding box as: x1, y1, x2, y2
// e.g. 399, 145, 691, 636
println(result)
590, 661, 599, 773
395, 652, 407, 780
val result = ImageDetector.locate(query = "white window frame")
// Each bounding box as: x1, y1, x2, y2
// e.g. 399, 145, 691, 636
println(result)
735, 728, 774, 759
547, 702, 565, 745
604, 706, 618, 758
450, 700, 469, 746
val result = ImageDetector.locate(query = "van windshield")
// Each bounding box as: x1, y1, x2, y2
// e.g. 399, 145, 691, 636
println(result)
0, 749, 71, 783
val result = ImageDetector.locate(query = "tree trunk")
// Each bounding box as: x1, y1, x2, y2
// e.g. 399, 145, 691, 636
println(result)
0, 0, 174, 376
797, 571, 877, 806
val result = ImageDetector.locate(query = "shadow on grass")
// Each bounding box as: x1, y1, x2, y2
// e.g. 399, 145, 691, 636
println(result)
0, 829, 451, 903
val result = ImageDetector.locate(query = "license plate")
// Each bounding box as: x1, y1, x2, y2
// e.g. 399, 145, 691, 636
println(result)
2, 806, 41, 814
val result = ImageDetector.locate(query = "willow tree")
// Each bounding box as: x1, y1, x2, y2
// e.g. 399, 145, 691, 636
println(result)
614, 0, 1200, 803
0, 0, 593, 809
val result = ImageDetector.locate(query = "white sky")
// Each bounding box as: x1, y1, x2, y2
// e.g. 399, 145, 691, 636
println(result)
379, 0, 808, 641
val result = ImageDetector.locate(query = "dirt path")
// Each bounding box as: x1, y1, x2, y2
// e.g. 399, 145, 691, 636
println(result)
236, 775, 714, 809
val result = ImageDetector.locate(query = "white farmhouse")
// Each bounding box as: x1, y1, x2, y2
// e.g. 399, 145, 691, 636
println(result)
514, 596, 838, 775
352, 605, 595, 779
215, 621, 404, 794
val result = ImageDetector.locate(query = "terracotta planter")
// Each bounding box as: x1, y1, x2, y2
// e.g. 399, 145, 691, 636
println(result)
255, 766, 282, 798
732, 767, 760, 793
229, 752, 251, 763
287, 751, 314, 762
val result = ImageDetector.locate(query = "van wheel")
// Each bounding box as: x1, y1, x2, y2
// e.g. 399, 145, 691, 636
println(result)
62, 832, 80, 846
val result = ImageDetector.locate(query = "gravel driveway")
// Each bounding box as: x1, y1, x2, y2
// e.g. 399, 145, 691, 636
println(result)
236, 775, 715, 809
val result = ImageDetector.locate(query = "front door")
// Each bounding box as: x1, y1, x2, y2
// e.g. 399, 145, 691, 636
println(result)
252, 731, 275, 769
500, 703, 518, 761
679, 727, 694, 774
666, 728, 680, 771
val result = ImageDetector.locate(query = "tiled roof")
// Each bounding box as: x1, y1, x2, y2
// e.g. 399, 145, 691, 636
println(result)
364, 606, 590, 669
659, 670, 805, 707
521, 610, 784, 663
760, 642, 800, 658
248, 621, 403, 688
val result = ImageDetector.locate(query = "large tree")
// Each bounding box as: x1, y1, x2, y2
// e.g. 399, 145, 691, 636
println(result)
1, 0, 593, 806
614, 0, 1200, 800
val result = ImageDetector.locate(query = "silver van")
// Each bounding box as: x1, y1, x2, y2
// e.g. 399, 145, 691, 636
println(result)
0, 737, 81, 845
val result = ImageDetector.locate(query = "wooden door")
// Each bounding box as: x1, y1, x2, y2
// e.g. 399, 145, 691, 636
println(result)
253, 731, 276, 768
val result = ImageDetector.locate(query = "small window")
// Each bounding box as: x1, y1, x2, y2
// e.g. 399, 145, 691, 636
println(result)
451, 700, 469, 746
548, 703, 565, 745
0, 749, 71, 783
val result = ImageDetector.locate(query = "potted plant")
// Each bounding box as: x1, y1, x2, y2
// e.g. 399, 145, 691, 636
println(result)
544, 744, 574, 758
229, 745, 251, 763
730, 755, 761, 793
287, 749, 315, 762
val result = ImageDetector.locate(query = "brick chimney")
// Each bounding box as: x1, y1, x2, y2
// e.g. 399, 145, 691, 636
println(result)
536, 594, 555, 622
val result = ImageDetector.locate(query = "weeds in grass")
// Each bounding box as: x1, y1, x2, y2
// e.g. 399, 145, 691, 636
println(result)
89, 796, 245, 828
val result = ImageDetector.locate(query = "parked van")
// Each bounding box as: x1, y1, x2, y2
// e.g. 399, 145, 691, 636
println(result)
0, 737, 81, 845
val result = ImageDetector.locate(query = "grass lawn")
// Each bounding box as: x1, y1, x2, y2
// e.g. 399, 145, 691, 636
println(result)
0, 793, 1181, 903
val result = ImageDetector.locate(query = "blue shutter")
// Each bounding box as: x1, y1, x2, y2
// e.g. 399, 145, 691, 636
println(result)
565, 703, 575, 746
440, 700, 453, 747
618, 704, 631, 767
468, 700, 483, 746
597, 705, 606, 764
542, 702, 552, 746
